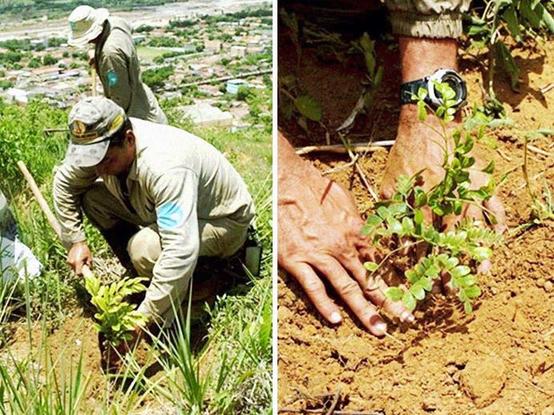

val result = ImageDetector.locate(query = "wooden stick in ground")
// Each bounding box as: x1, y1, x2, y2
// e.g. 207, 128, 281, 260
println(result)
295, 141, 394, 155
91, 67, 97, 97
16, 160, 94, 279
17, 160, 62, 239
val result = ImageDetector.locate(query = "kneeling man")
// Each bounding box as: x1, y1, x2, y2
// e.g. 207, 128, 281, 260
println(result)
54, 96, 255, 328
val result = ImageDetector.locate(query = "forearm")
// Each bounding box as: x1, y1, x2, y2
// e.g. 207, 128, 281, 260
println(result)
278, 132, 321, 195
399, 37, 457, 82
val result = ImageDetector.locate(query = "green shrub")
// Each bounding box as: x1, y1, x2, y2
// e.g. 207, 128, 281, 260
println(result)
142, 65, 174, 89
42, 54, 58, 66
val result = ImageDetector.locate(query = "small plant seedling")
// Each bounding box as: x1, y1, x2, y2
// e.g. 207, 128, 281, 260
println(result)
84, 274, 148, 347
363, 83, 503, 313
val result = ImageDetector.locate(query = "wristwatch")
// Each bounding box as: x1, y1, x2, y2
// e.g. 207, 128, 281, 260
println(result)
400, 68, 467, 110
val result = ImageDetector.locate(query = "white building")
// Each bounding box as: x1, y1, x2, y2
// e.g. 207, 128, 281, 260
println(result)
180, 102, 233, 128
230, 45, 247, 58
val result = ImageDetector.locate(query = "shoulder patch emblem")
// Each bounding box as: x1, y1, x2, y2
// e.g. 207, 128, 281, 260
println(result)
157, 202, 186, 229
107, 70, 118, 87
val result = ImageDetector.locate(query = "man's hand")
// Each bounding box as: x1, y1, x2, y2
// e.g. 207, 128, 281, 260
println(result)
278, 133, 414, 337
380, 105, 507, 233
382, 37, 507, 235
67, 241, 93, 275
380, 106, 506, 278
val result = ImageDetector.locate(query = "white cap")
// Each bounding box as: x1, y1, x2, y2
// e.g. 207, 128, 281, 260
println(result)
68, 5, 109, 48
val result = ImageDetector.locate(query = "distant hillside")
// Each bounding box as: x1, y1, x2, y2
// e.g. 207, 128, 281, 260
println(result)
0, 0, 177, 20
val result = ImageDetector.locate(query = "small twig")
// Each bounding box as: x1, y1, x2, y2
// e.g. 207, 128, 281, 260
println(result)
295, 141, 394, 155
354, 162, 379, 202
539, 82, 554, 95
324, 389, 341, 415
335, 133, 380, 202
527, 144, 551, 157
522, 136, 535, 201
322, 158, 358, 176
43, 127, 69, 137
515, 162, 554, 191
511, 370, 552, 396
383, 331, 403, 346
544, 327, 554, 337
496, 148, 512, 162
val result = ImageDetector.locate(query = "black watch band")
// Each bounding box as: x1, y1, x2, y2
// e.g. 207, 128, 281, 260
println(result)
400, 78, 427, 105
399, 68, 467, 111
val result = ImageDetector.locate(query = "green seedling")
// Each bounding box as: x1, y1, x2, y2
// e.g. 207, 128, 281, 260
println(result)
363, 83, 503, 313
84, 274, 147, 347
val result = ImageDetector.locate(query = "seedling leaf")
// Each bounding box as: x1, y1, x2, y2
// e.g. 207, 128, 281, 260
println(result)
294, 95, 322, 122
402, 291, 416, 311
386, 287, 404, 302
364, 261, 379, 272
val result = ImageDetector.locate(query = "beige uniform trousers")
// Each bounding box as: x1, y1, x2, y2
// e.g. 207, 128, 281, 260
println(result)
82, 182, 250, 279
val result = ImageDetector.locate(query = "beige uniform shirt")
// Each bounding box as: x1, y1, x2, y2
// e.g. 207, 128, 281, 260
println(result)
53, 118, 254, 321
95, 17, 167, 124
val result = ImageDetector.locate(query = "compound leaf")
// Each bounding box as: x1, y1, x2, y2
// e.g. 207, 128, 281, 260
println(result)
386, 287, 404, 302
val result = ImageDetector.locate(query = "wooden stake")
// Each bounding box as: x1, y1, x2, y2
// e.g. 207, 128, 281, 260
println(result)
16, 161, 93, 278
91, 67, 97, 97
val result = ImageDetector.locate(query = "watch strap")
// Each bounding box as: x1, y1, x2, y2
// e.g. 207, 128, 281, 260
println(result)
400, 77, 428, 105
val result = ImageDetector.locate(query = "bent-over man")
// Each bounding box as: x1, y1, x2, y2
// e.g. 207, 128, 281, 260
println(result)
53, 97, 255, 330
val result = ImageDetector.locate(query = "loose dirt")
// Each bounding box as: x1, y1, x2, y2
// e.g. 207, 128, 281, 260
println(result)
278, 19, 554, 415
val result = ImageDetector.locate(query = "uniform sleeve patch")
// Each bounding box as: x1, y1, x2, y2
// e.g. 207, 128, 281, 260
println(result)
107, 70, 118, 87
157, 202, 185, 229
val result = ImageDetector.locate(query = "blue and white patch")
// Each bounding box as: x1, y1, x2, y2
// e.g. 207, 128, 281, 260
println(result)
157, 202, 186, 229
106, 70, 118, 87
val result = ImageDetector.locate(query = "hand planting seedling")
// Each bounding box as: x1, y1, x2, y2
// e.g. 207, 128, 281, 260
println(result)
363, 83, 503, 314
84, 273, 148, 369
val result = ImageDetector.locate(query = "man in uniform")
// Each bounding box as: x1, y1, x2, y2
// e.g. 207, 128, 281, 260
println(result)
68, 5, 167, 124
53, 96, 255, 331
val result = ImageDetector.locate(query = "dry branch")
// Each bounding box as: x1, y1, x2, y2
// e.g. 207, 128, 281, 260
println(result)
540, 82, 554, 95
295, 141, 394, 155
527, 144, 551, 157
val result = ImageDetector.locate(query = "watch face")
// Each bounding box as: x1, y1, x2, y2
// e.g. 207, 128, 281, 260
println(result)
427, 69, 467, 108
